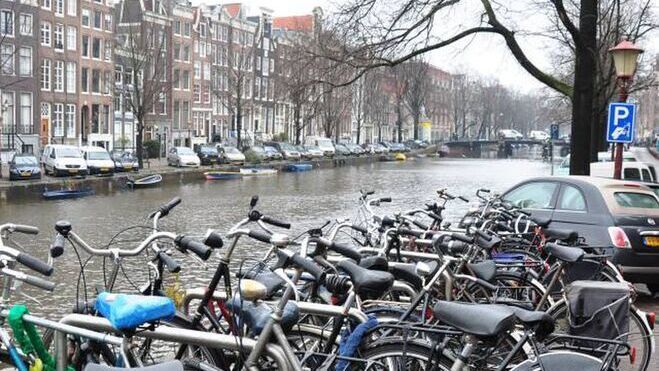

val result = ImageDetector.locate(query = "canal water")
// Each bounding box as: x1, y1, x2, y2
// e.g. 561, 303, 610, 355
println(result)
0, 158, 550, 317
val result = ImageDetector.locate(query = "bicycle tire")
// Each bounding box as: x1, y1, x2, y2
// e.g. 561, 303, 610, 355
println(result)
359, 337, 453, 370
510, 350, 603, 371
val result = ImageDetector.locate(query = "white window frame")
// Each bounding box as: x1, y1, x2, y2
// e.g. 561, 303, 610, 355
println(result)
66, 25, 76, 50
1, 9, 14, 37
54, 23, 63, 51
41, 59, 51, 91
66, 61, 75, 93
19, 92, 32, 134
65, 104, 75, 138
54, 60, 64, 92
18, 13, 31, 36
1, 44, 15, 75
67, 0, 76, 16
54, 0, 63, 16
53, 103, 63, 137
18, 46, 31, 76
40, 22, 51, 46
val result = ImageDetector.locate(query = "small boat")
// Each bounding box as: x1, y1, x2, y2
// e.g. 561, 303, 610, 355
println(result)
127, 174, 162, 188
394, 153, 407, 161
204, 171, 241, 180
286, 163, 313, 172
43, 188, 95, 200
240, 168, 278, 176
378, 154, 395, 162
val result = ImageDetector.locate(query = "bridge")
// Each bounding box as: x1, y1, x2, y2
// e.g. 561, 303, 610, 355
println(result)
444, 139, 570, 159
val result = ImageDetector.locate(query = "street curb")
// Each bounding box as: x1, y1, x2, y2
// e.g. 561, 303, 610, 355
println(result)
648, 147, 659, 160
0, 153, 427, 203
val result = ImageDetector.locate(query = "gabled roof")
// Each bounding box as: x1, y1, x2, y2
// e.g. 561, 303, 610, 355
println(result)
223, 3, 242, 18
273, 15, 313, 32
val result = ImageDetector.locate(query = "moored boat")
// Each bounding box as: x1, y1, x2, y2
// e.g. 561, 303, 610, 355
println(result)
285, 163, 313, 172
394, 153, 407, 161
240, 168, 278, 176
204, 171, 242, 180
127, 174, 162, 188
43, 188, 95, 200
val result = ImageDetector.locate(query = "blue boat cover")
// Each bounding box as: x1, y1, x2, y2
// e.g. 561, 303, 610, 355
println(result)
95, 292, 175, 330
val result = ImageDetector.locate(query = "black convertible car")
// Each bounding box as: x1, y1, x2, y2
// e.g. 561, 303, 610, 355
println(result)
502, 176, 659, 294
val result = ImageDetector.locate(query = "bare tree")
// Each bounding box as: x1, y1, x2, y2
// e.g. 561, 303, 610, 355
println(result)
402, 59, 430, 140
212, 21, 259, 150
363, 69, 390, 143
115, 23, 171, 168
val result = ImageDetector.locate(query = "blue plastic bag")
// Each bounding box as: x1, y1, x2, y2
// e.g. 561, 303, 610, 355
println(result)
95, 293, 175, 330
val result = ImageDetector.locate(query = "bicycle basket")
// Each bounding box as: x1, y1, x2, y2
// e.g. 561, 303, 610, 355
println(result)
565, 280, 630, 347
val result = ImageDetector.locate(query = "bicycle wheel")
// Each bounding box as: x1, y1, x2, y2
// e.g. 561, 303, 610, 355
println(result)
358, 338, 453, 370
464, 271, 551, 311
510, 351, 603, 371
547, 300, 652, 371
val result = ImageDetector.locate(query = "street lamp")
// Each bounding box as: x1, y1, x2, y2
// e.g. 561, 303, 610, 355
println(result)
609, 39, 643, 179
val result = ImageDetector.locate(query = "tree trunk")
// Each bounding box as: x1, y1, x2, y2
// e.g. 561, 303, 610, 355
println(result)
294, 103, 301, 145
413, 111, 420, 140
236, 99, 242, 150
136, 119, 144, 168
356, 120, 361, 144
569, 0, 597, 175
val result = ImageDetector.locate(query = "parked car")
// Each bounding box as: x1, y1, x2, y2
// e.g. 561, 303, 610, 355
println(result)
529, 130, 550, 141
498, 129, 524, 140
303, 145, 324, 159
111, 151, 139, 172
363, 143, 382, 154
334, 143, 351, 156
388, 142, 407, 153
196, 145, 219, 165
81, 146, 115, 175
375, 143, 390, 154
295, 145, 311, 160
8, 153, 41, 180
263, 146, 283, 161
246, 146, 268, 162
265, 142, 301, 160
42, 144, 88, 176
344, 143, 365, 155
502, 176, 659, 293
167, 147, 200, 167
305, 136, 335, 157
218, 146, 246, 165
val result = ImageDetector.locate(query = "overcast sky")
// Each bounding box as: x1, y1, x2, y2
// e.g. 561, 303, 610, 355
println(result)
200, 0, 659, 95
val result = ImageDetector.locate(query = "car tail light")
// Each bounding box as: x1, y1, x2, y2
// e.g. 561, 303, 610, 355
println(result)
608, 227, 631, 248
647, 312, 655, 330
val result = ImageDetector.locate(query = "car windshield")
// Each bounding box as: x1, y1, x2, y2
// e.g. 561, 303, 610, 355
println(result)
265, 146, 277, 152
317, 139, 332, 147
177, 147, 195, 155
613, 192, 659, 209
200, 147, 218, 154
14, 156, 37, 166
225, 147, 241, 154
87, 151, 110, 160
280, 143, 296, 151
251, 146, 264, 153
57, 147, 82, 158
305, 146, 319, 151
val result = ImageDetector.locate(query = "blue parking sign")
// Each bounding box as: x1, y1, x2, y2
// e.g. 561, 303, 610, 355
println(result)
606, 103, 636, 143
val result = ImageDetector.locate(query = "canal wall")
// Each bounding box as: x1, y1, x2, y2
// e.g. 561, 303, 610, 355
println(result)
0, 154, 417, 203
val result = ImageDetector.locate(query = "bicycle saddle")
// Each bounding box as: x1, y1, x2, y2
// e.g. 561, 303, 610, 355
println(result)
85, 361, 183, 371
389, 263, 423, 291
508, 306, 555, 340
237, 269, 286, 299
433, 301, 515, 338
544, 228, 579, 243
337, 260, 394, 299
466, 260, 497, 283
532, 216, 551, 228
95, 293, 175, 330
359, 255, 388, 271
545, 243, 584, 263
227, 294, 299, 336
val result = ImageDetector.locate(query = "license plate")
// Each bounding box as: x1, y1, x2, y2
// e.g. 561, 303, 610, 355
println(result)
644, 236, 659, 247
124, 166, 132, 170
101, 168, 108, 172
68, 169, 78, 174
20, 171, 30, 176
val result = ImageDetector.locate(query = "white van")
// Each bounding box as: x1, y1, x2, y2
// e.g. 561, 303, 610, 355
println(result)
80, 146, 115, 175
591, 161, 655, 183
557, 152, 639, 176
304, 136, 335, 157
42, 145, 88, 176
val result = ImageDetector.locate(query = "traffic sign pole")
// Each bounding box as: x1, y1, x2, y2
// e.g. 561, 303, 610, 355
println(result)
613, 82, 629, 179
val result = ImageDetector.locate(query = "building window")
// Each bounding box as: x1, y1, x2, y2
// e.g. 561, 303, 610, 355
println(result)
157, 94, 165, 115
81, 67, 88, 92
81, 35, 89, 57
67, 0, 76, 16
104, 14, 111, 31
65, 104, 75, 138
199, 41, 206, 57
183, 45, 190, 62
193, 84, 200, 103
41, 0, 51, 10
193, 61, 200, 79
53, 103, 63, 137
2, 92, 13, 132
104, 41, 111, 61
1, 10, 14, 37
18, 46, 31, 76
203, 62, 209, 80
114, 65, 122, 85
19, 14, 31, 36
81, 9, 89, 27
173, 69, 179, 89
91, 69, 100, 93
203, 86, 209, 103
40, 59, 50, 90
55, 0, 63, 16
93, 10, 101, 29
91, 37, 100, 59
173, 20, 180, 35
182, 70, 189, 90
199, 23, 206, 37
54, 24, 63, 50
66, 61, 75, 93
1, 44, 14, 75
40, 22, 50, 46
103, 71, 110, 94
66, 26, 76, 50
183, 22, 190, 36
54, 60, 63, 92
20, 93, 31, 134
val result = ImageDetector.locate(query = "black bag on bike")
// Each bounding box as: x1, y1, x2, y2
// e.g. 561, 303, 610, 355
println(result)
565, 280, 630, 346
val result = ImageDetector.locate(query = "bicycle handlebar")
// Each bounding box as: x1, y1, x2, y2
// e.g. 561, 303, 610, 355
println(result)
1, 267, 55, 291
150, 197, 182, 219
0, 245, 53, 276
316, 238, 362, 262
156, 250, 181, 273
261, 216, 291, 229
175, 235, 212, 260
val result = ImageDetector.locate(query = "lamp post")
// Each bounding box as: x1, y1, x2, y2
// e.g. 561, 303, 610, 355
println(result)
608, 39, 643, 179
